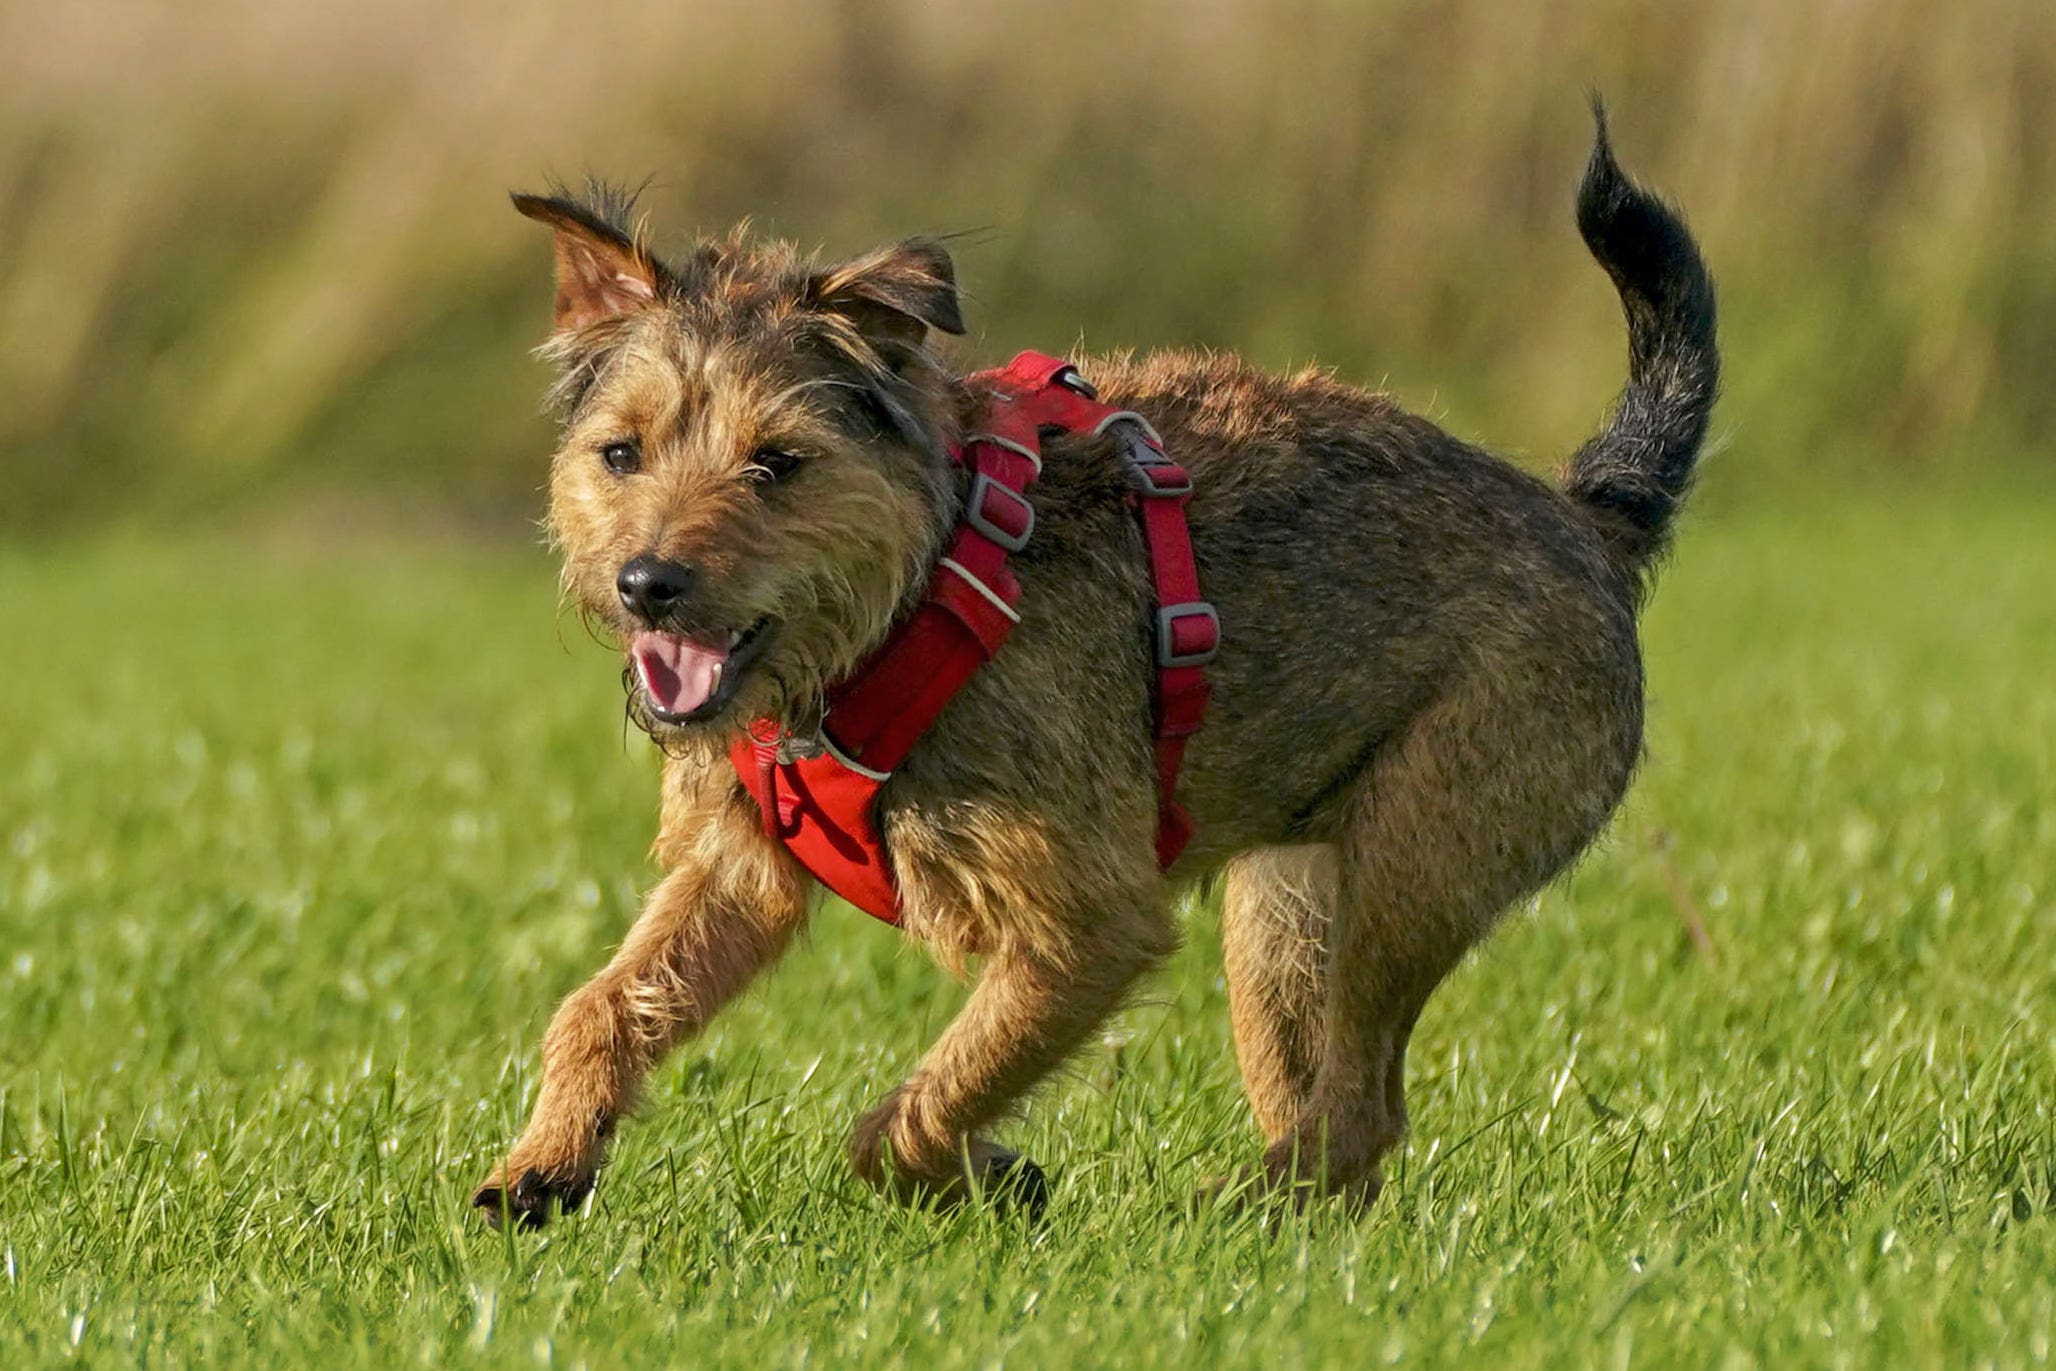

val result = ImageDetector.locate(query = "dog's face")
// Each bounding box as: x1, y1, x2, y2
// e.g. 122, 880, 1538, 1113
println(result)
515, 191, 966, 739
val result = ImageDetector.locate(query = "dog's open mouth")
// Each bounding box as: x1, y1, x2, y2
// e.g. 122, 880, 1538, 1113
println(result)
631, 619, 772, 724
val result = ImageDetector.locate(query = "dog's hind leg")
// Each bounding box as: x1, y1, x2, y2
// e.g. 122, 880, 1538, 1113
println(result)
1265, 660, 1639, 1205
1221, 845, 1335, 1142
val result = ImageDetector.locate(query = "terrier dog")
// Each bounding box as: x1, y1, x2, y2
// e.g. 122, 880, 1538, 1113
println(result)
473, 110, 1717, 1226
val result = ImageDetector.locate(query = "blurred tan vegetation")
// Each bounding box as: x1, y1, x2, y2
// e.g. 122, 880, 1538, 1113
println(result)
1, 0, 2050, 534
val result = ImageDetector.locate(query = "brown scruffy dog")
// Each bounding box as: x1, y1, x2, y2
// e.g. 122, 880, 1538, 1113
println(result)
473, 110, 1717, 1227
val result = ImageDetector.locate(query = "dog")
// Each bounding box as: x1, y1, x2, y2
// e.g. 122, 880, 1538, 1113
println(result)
473, 108, 1717, 1226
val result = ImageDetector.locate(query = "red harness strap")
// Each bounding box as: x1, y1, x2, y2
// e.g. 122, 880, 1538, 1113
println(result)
729, 351, 1218, 923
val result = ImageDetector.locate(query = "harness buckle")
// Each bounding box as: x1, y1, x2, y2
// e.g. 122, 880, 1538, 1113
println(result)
963, 471, 1035, 553
1156, 602, 1220, 668
1106, 423, 1192, 498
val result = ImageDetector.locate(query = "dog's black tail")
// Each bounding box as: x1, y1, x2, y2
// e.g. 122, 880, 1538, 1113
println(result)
1563, 101, 1719, 589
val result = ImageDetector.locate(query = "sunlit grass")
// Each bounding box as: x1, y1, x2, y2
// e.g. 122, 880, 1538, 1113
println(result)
0, 496, 2050, 1366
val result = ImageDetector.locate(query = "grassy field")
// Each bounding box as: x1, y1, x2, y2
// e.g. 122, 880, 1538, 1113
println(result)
0, 494, 2051, 1367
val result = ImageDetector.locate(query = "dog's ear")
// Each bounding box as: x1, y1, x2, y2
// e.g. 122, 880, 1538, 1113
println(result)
511, 192, 669, 334
807, 238, 965, 359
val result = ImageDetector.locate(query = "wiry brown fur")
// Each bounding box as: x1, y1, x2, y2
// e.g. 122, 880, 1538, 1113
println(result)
475, 112, 1718, 1226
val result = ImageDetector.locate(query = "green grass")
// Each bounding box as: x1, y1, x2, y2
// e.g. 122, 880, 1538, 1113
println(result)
1, 495, 2051, 1367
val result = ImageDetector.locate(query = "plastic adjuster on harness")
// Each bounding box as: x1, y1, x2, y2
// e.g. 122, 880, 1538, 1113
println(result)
1127, 461, 1194, 498
1156, 603, 1220, 668
1103, 421, 1191, 498
962, 470, 1035, 552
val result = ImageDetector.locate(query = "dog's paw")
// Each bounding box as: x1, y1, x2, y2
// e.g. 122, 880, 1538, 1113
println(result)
471, 1165, 593, 1230
973, 1144, 1051, 1222
849, 1113, 1050, 1219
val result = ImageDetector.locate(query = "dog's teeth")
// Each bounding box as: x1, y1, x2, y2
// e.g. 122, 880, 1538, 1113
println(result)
709, 661, 724, 693
727, 628, 744, 648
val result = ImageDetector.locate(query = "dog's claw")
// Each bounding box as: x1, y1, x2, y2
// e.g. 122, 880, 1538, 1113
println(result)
472, 1167, 591, 1230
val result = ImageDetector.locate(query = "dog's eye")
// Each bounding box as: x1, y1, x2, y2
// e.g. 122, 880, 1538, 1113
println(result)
747, 448, 803, 483
600, 440, 641, 475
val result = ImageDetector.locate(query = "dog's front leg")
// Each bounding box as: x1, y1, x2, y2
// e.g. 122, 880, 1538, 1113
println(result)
850, 901, 1176, 1216
474, 796, 806, 1227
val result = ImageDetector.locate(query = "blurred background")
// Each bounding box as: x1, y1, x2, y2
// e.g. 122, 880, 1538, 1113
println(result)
0, 0, 2050, 537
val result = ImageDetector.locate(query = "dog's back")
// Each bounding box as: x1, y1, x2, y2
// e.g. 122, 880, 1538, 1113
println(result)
962, 109, 1718, 876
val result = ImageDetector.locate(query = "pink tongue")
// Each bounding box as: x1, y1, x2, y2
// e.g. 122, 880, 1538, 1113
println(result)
633, 630, 730, 717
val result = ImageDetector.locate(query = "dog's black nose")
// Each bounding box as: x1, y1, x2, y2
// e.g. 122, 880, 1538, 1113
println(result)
617, 555, 695, 624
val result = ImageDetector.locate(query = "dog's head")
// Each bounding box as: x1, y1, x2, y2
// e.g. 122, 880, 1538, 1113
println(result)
513, 187, 966, 740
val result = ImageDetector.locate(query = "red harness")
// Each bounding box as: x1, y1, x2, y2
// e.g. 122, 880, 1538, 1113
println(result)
729, 351, 1218, 924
